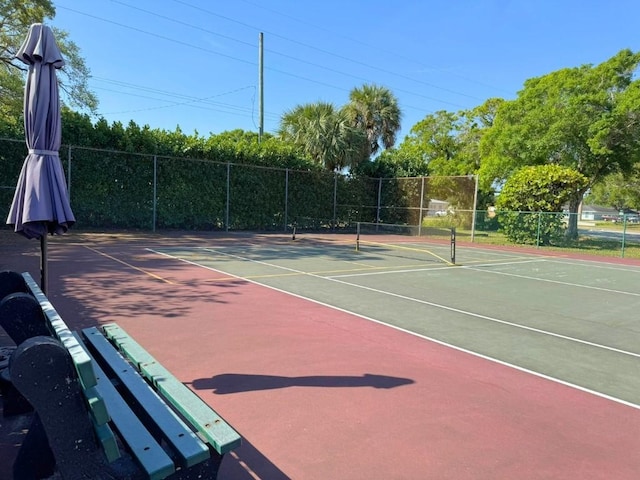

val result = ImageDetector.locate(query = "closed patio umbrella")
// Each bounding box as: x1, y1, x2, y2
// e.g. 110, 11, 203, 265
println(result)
6, 23, 75, 294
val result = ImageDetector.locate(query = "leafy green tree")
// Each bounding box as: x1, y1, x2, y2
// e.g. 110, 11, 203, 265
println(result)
1, 0, 97, 117
584, 169, 640, 211
454, 98, 503, 175
60, 108, 96, 146
344, 84, 402, 162
480, 49, 640, 238
379, 99, 500, 178
398, 110, 460, 174
278, 102, 365, 171
354, 148, 429, 178
496, 165, 588, 244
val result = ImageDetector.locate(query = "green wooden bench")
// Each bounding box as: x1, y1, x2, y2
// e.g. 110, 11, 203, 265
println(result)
3, 271, 241, 479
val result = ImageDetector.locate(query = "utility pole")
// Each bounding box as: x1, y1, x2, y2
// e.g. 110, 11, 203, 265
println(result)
258, 32, 264, 143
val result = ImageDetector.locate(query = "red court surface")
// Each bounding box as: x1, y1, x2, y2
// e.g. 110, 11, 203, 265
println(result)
1, 233, 640, 479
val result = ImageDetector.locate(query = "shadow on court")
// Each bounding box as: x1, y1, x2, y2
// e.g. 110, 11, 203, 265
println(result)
217, 436, 291, 480
190, 373, 415, 394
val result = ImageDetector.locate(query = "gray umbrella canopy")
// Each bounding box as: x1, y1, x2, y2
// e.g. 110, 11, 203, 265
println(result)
6, 23, 75, 240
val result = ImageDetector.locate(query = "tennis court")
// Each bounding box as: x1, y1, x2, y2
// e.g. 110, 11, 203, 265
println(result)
150, 229, 640, 409
2, 229, 639, 479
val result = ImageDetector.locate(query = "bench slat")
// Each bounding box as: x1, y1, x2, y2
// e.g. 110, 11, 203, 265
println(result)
22, 272, 110, 427
102, 323, 242, 455
22, 272, 97, 389
83, 327, 211, 468
85, 386, 110, 426
73, 333, 175, 480
94, 422, 121, 463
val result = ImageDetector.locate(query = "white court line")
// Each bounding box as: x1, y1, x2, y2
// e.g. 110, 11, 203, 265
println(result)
149, 247, 640, 411
546, 258, 640, 274
462, 259, 545, 268
194, 248, 640, 359
464, 264, 640, 297
329, 259, 545, 278
329, 264, 454, 278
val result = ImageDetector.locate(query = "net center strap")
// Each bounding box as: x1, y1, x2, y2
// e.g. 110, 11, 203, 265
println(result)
28, 149, 59, 156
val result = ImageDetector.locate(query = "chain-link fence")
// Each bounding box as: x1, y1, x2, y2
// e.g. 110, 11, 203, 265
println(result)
3, 137, 638, 258
428, 208, 640, 258
0, 138, 477, 233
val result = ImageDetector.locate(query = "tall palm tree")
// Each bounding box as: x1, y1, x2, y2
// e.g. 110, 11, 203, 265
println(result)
278, 102, 365, 171
344, 84, 402, 161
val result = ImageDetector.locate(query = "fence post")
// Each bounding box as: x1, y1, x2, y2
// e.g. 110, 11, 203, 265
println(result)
152, 155, 157, 232
536, 211, 542, 248
333, 173, 337, 228
226, 162, 231, 231
66, 145, 72, 198
470, 174, 479, 242
376, 178, 382, 225
418, 176, 425, 236
284, 168, 289, 232
621, 215, 627, 258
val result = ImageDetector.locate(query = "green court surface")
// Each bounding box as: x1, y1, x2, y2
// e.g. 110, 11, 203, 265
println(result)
150, 234, 640, 410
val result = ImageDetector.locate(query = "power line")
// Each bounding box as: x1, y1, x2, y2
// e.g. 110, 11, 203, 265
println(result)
234, 0, 512, 95
67, 2, 466, 108
167, 0, 489, 100
58, 6, 365, 97
57, 5, 256, 67
55, 2, 491, 136
91, 79, 281, 120
93, 87, 276, 119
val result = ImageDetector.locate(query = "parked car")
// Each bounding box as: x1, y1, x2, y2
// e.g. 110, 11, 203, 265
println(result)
601, 214, 639, 223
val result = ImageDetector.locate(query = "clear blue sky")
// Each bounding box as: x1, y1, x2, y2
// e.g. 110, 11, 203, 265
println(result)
51, 0, 640, 142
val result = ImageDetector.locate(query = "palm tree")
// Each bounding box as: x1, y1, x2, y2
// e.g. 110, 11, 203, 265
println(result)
278, 102, 365, 171
344, 84, 402, 161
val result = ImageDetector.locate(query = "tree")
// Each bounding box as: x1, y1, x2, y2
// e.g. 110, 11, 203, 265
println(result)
379, 98, 502, 178
496, 165, 588, 245
353, 148, 430, 178
480, 49, 640, 239
0, 0, 97, 118
398, 110, 461, 174
584, 169, 640, 211
344, 84, 401, 162
454, 98, 503, 175
278, 102, 365, 171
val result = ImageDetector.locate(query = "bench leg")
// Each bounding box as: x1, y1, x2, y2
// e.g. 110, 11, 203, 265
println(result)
0, 292, 52, 417
1, 366, 33, 416
13, 413, 56, 480
0, 270, 28, 302
0, 292, 51, 345
165, 454, 224, 480
10, 336, 108, 480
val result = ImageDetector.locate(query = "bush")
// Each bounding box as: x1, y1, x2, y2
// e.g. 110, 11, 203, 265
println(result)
497, 211, 565, 245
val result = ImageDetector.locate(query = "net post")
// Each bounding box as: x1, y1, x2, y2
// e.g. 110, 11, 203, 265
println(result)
450, 227, 456, 264
292, 222, 297, 241
356, 222, 360, 251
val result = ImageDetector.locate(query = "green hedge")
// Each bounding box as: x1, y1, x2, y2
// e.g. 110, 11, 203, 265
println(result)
2, 139, 439, 232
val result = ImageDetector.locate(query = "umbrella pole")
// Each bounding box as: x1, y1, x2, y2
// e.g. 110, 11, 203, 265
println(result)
41, 234, 48, 295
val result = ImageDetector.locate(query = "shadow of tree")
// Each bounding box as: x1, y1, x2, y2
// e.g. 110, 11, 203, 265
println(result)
190, 373, 415, 394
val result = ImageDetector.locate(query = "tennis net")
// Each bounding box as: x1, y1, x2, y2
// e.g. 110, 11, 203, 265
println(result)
355, 222, 456, 265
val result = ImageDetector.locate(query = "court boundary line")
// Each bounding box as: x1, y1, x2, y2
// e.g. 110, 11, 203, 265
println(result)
195, 247, 639, 359
546, 258, 640, 274
148, 247, 640, 411
83, 245, 175, 284
164, 245, 454, 277
357, 239, 454, 265
463, 263, 640, 297
330, 259, 543, 278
